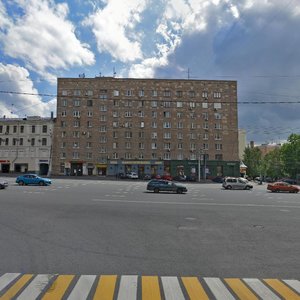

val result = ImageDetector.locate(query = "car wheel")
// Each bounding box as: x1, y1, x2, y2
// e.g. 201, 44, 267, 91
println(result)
18, 181, 24, 186
39, 181, 45, 186
226, 185, 232, 190
176, 188, 183, 194
154, 187, 159, 193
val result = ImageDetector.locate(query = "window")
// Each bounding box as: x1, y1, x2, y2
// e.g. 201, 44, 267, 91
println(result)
100, 115, 106, 121
163, 153, 171, 160
13, 138, 18, 146
20, 126, 24, 133
215, 154, 223, 160
73, 111, 80, 117
190, 123, 196, 129
73, 131, 80, 138
61, 121, 66, 127
62, 99, 67, 107
151, 143, 157, 149
177, 132, 183, 139
189, 91, 195, 98
61, 131, 66, 138
73, 99, 80, 106
87, 111, 93, 117
61, 142, 66, 148
125, 131, 133, 138
113, 100, 119, 107
176, 101, 183, 108
151, 121, 157, 128
5, 138, 8, 145
139, 153, 144, 159
189, 102, 196, 108
151, 132, 157, 139
152, 111, 157, 118
139, 90, 144, 97
177, 112, 183, 118
87, 100, 93, 107
202, 102, 208, 109
86, 142, 92, 148
202, 112, 208, 120
31, 138, 35, 146
190, 143, 196, 150
203, 143, 209, 150
177, 122, 183, 129
163, 111, 171, 118
13, 126, 17, 133
163, 101, 171, 108
138, 101, 144, 108
32, 125, 35, 133
100, 126, 106, 132
138, 111, 144, 117
113, 131, 118, 138
139, 142, 144, 149
151, 153, 157, 159
61, 153, 66, 159
215, 133, 222, 140
73, 152, 79, 159
74, 90, 81, 96
113, 142, 118, 149
164, 143, 171, 150
190, 133, 196, 139
125, 142, 131, 149
213, 92, 221, 98
140, 122, 144, 128
6, 125, 10, 133
86, 90, 93, 96
100, 105, 107, 112
215, 123, 222, 130
203, 122, 209, 129
126, 90, 133, 96
87, 152, 92, 159
42, 138, 47, 146
214, 113, 222, 119
125, 153, 132, 159
203, 133, 209, 140
87, 121, 92, 127
62, 90, 68, 96
151, 90, 158, 97
214, 103, 222, 109
164, 90, 171, 97
112, 152, 118, 159
73, 141, 79, 148
19, 138, 23, 145
113, 121, 119, 128
202, 91, 208, 98
176, 91, 183, 97
177, 153, 183, 160
124, 101, 132, 107
139, 131, 144, 138
178, 143, 183, 149
61, 111, 67, 117
151, 101, 158, 107
74, 120, 80, 127
113, 90, 119, 96
124, 122, 132, 128
100, 147, 106, 153
100, 136, 107, 143
163, 122, 171, 128
113, 111, 119, 118
215, 143, 222, 150
125, 111, 132, 117
164, 132, 171, 139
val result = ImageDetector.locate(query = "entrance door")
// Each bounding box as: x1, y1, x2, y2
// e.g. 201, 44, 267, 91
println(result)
71, 163, 83, 176
1, 164, 10, 173
39, 163, 49, 176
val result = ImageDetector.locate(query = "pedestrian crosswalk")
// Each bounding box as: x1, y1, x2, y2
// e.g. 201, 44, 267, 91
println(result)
0, 273, 299, 299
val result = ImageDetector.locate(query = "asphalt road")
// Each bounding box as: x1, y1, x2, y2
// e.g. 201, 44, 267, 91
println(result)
0, 178, 299, 279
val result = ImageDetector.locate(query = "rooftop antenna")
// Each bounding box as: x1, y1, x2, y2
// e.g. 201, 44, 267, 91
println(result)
113, 67, 116, 77
78, 73, 85, 78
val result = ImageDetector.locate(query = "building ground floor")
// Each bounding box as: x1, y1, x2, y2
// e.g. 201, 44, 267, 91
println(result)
56, 159, 240, 179
0, 159, 50, 176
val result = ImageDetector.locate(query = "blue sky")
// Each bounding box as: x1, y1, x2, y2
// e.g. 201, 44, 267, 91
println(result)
0, 0, 300, 144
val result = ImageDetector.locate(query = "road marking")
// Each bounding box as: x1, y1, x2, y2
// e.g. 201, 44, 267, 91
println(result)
0, 274, 299, 299
161, 276, 185, 300
17, 274, 54, 300
92, 198, 300, 209
117, 275, 138, 300
66, 275, 96, 300
204, 277, 235, 300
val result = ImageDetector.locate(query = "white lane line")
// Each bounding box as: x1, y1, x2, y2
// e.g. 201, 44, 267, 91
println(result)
91, 199, 300, 209
243, 278, 281, 300
204, 277, 235, 300
161, 276, 185, 300
17, 274, 54, 300
117, 275, 138, 300
67, 275, 96, 300
0, 273, 20, 292
283, 279, 300, 293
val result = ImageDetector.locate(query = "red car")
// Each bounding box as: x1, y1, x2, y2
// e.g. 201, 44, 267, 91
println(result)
267, 182, 299, 193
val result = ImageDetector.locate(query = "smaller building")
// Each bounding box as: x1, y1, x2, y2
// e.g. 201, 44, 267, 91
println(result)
0, 115, 54, 175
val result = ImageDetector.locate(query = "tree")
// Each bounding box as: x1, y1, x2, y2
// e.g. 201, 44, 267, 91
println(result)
243, 146, 262, 178
261, 148, 284, 179
280, 134, 300, 179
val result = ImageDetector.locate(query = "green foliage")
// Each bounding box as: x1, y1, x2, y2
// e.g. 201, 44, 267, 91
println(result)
261, 148, 284, 179
243, 146, 262, 177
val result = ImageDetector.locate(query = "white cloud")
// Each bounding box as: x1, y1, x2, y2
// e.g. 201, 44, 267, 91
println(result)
1, 0, 95, 81
0, 63, 56, 118
83, 0, 148, 62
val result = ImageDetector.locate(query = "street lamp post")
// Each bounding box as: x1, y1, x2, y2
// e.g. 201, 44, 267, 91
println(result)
198, 149, 202, 183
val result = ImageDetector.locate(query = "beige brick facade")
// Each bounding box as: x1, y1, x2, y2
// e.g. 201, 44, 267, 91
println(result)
52, 77, 239, 177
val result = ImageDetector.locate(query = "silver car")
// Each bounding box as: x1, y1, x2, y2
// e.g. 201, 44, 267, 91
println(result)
222, 177, 253, 190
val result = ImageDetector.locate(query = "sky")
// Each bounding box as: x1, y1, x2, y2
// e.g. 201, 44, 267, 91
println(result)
0, 0, 300, 145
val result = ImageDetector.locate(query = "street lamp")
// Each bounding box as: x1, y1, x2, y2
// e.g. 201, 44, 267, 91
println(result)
198, 149, 203, 183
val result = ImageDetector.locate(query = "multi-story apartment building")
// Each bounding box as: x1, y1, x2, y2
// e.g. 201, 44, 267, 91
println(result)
0, 116, 54, 175
52, 77, 240, 178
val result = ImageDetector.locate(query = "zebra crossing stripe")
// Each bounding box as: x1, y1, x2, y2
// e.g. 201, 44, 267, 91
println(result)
93, 275, 117, 300
0, 274, 33, 300
42, 275, 75, 300
0, 273, 20, 293
117, 275, 138, 300
141, 276, 161, 300
66, 275, 96, 300
181, 277, 209, 300
224, 278, 258, 300
283, 279, 300, 294
204, 277, 235, 300
17, 274, 55, 300
161, 276, 185, 300
264, 279, 300, 300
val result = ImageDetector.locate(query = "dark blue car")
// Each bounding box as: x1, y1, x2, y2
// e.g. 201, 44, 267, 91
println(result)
16, 174, 52, 186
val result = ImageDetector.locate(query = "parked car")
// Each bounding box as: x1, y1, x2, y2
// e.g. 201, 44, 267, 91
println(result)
143, 174, 152, 180
16, 174, 52, 186
126, 172, 139, 179
211, 176, 224, 183
147, 179, 187, 194
278, 178, 298, 185
173, 175, 187, 181
222, 177, 253, 190
267, 182, 299, 193
161, 174, 172, 181
0, 179, 8, 189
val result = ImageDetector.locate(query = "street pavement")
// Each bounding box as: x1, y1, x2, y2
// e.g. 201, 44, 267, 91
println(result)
0, 178, 299, 299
